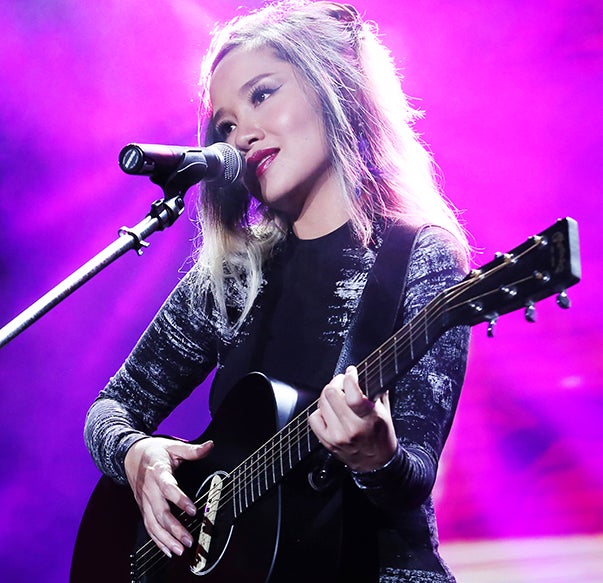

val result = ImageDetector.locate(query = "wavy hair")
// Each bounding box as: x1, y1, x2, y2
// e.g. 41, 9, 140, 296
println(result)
191, 0, 469, 331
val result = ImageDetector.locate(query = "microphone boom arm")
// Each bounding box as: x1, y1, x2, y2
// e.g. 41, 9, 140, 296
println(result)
0, 194, 185, 349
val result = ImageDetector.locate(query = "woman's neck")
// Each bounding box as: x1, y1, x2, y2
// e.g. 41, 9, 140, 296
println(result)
289, 170, 350, 240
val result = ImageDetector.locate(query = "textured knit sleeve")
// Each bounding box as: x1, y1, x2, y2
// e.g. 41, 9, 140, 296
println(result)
84, 272, 219, 484
352, 226, 470, 510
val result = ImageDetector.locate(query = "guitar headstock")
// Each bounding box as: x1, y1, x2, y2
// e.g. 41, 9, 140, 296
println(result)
447, 217, 581, 333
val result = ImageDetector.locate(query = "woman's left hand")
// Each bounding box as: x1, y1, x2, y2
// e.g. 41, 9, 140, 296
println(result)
308, 365, 398, 472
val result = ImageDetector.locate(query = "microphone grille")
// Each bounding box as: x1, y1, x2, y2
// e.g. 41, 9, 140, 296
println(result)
213, 143, 245, 185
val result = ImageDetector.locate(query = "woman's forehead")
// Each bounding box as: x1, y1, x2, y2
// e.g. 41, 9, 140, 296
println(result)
211, 48, 277, 85
209, 47, 300, 107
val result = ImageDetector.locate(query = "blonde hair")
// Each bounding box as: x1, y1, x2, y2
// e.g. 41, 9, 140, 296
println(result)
191, 0, 468, 331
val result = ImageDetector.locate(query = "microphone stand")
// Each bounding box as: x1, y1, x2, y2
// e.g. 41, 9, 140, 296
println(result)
0, 169, 196, 349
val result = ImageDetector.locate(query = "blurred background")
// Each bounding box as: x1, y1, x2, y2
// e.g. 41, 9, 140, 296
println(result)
0, 1, 601, 581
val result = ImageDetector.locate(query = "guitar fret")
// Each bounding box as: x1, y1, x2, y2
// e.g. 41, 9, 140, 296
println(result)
235, 471, 243, 517
298, 421, 305, 460
296, 421, 302, 462
263, 443, 269, 492
409, 319, 415, 362
279, 438, 284, 478
244, 457, 251, 508
306, 415, 312, 452
261, 448, 265, 493
243, 464, 249, 510
265, 439, 275, 491
290, 427, 295, 470
271, 452, 276, 485
250, 451, 257, 504
248, 460, 253, 506
288, 426, 294, 468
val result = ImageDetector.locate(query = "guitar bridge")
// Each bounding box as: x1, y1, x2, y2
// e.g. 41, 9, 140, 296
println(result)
191, 473, 224, 574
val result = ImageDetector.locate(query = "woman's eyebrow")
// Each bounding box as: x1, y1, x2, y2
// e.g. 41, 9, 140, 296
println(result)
212, 72, 276, 122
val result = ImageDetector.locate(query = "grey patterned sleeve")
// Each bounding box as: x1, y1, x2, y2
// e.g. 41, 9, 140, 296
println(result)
352, 226, 470, 509
84, 273, 219, 484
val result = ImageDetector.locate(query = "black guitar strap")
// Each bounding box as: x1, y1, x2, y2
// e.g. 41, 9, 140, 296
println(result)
308, 221, 424, 492
333, 221, 425, 377
315, 220, 425, 575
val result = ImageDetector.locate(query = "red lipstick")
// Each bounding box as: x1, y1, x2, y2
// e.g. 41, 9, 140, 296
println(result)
247, 148, 279, 179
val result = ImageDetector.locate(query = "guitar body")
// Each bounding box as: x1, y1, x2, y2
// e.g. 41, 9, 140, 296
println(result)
71, 373, 356, 583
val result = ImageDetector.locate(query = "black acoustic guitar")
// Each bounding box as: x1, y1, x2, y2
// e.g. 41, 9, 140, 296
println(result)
70, 218, 581, 583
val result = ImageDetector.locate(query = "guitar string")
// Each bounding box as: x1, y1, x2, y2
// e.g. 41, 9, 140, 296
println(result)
133, 409, 318, 577
134, 252, 541, 577
134, 279, 480, 576
133, 270, 461, 576
134, 239, 544, 576
190, 239, 546, 523
134, 266, 538, 578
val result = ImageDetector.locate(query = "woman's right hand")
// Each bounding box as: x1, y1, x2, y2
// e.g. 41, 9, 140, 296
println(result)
124, 436, 214, 558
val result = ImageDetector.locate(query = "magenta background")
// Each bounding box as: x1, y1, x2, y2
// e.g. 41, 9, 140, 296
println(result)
0, 1, 601, 581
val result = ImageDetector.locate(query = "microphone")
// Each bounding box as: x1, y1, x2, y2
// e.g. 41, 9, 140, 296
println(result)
118, 142, 245, 186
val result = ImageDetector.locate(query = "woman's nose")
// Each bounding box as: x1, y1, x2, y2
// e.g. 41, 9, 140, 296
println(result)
234, 118, 265, 151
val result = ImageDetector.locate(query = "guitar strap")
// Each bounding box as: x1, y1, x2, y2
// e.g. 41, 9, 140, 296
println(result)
333, 221, 425, 377
308, 220, 424, 497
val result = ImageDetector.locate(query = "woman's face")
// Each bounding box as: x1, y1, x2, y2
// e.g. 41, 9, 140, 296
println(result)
209, 46, 341, 225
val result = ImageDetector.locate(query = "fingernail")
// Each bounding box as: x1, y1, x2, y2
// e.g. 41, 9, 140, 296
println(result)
186, 504, 197, 516
183, 535, 194, 548
173, 545, 184, 557
163, 547, 172, 558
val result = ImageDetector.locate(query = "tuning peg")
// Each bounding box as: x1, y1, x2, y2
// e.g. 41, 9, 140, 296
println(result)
524, 301, 537, 323
556, 290, 571, 309
494, 252, 515, 264
487, 313, 498, 338
500, 285, 518, 299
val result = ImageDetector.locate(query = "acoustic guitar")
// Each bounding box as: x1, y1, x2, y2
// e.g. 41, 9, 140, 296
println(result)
70, 217, 581, 582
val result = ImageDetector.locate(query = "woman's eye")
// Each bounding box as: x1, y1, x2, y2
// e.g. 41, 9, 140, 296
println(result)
217, 121, 235, 137
251, 86, 276, 105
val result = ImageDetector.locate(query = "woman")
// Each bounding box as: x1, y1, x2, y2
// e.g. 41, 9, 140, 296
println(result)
85, 1, 471, 581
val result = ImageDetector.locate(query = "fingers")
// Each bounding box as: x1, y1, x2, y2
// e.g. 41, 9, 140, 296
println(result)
126, 438, 214, 557
141, 474, 194, 558
165, 441, 214, 516
342, 366, 375, 417
309, 366, 398, 471
321, 366, 373, 421
309, 366, 369, 443
169, 440, 214, 469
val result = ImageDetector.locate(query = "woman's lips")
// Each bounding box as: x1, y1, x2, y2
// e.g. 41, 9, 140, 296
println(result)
256, 152, 277, 178
247, 148, 279, 179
